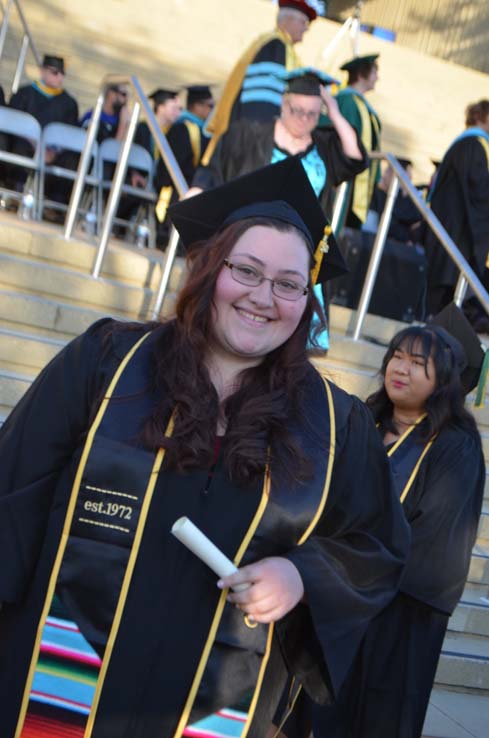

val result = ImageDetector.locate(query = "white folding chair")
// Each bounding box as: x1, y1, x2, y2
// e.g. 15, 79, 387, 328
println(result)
39, 122, 99, 225
97, 138, 157, 246
0, 106, 42, 216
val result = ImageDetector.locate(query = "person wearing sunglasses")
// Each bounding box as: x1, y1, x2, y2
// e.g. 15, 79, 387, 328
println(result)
4, 54, 79, 213
80, 83, 131, 144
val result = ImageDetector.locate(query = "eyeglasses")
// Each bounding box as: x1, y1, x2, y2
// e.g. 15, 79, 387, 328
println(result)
285, 101, 320, 121
223, 260, 308, 301
45, 66, 63, 76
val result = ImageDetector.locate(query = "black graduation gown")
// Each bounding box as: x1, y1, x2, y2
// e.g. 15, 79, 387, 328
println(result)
9, 83, 79, 128
311, 422, 485, 738
424, 136, 489, 292
192, 120, 367, 217
0, 321, 409, 738
155, 120, 209, 191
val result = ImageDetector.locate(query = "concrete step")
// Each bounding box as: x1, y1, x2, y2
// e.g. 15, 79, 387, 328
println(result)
0, 213, 186, 293
0, 251, 155, 316
436, 633, 489, 691
0, 287, 133, 339
0, 365, 36, 408
450, 596, 489, 639
468, 544, 489, 586
423, 686, 489, 738
0, 326, 66, 372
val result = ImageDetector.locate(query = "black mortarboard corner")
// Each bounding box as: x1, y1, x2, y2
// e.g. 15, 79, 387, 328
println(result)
340, 54, 379, 73
187, 85, 213, 106
42, 55, 65, 74
430, 302, 488, 400
285, 68, 340, 96
168, 158, 347, 285
278, 0, 317, 21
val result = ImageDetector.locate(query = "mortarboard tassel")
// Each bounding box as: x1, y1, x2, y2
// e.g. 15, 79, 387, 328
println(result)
310, 224, 332, 285
474, 348, 489, 408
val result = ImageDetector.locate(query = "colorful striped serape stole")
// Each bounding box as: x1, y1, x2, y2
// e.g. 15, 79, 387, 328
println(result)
185, 708, 248, 738
20, 598, 101, 737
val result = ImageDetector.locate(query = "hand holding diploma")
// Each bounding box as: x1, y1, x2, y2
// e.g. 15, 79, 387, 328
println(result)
218, 557, 304, 624
171, 517, 304, 622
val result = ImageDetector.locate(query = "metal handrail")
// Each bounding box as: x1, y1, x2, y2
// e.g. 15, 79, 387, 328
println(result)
334, 152, 489, 341
0, 0, 42, 94
63, 74, 188, 282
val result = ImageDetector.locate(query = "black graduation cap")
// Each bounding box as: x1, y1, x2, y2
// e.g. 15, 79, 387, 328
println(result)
429, 302, 487, 395
168, 158, 347, 285
340, 54, 379, 72
148, 88, 180, 106
42, 55, 65, 74
186, 85, 214, 106
285, 67, 340, 95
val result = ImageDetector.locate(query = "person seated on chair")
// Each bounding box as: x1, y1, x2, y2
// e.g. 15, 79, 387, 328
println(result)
80, 84, 130, 144
5, 54, 79, 207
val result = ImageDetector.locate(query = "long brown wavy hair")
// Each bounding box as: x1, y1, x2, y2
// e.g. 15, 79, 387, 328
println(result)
143, 217, 326, 484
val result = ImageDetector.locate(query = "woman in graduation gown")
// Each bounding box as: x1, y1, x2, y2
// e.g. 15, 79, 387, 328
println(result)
311, 308, 485, 738
191, 68, 367, 219
0, 159, 408, 738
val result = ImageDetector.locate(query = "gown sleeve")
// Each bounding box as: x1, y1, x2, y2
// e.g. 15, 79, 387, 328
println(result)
314, 127, 368, 187
0, 319, 117, 603
280, 395, 410, 702
400, 426, 485, 614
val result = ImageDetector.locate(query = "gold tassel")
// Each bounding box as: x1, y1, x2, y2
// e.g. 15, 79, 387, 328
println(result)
310, 224, 332, 285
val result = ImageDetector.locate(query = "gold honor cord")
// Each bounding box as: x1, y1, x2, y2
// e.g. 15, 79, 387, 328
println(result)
240, 624, 275, 738
272, 679, 303, 738
297, 376, 336, 545
14, 331, 153, 738
172, 465, 272, 738
385, 413, 436, 504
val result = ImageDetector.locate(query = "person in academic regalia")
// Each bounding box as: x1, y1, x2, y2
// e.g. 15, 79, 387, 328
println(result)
370, 159, 423, 244
424, 99, 489, 332
309, 302, 486, 738
5, 54, 79, 203
203, 0, 317, 164
191, 68, 367, 219
0, 158, 409, 738
134, 87, 182, 162
324, 54, 382, 230
153, 85, 213, 233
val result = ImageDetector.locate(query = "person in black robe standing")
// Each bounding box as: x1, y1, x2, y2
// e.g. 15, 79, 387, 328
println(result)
309, 303, 485, 738
424, 99, 489, 330
0, 158, 409, 738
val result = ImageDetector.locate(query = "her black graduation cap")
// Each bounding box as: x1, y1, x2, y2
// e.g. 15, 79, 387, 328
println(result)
168, 158, 347, 286
429, 302, 488, 402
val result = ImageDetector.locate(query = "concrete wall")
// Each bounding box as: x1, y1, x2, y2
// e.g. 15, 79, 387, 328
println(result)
1, 0, 488, 183
329, 0, 489, 75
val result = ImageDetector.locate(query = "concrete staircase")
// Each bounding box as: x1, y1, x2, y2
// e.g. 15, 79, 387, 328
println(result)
0, 212, 488, 709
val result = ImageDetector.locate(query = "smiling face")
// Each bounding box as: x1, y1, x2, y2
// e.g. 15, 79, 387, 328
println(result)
384, 339, 437, 415
209, 225, 310, 365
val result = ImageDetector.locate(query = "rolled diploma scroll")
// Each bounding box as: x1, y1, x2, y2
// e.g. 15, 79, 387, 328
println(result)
171, 516, 250, 592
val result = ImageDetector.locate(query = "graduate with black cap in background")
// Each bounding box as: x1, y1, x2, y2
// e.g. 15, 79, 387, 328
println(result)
0, 157, 409, 738
134, 87, 182, 161
323, 53, 382, 231
191, 68, 367, 219
154, 85, 214, 194
304, 301, 486, 738
4, 54, 79, 200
